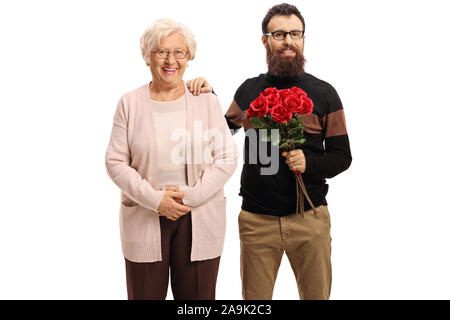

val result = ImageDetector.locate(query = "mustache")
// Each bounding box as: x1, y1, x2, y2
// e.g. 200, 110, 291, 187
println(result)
275, 46, 298, 53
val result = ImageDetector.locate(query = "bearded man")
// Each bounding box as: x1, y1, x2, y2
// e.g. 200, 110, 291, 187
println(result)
223, 3, 352, 300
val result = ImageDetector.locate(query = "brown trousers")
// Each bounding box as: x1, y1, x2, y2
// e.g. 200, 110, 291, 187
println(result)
124, 212, 221, 300
239, 205, 332, 300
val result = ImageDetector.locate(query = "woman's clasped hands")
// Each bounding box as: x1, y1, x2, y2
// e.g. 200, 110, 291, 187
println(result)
157, 186, 192, 221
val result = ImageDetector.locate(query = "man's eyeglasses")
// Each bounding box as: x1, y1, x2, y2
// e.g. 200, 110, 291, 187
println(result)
264, 30, 304, 41
152, 49, 188, 59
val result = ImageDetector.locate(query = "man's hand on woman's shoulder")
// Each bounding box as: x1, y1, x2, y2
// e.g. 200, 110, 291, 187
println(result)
187, 77, 213, 96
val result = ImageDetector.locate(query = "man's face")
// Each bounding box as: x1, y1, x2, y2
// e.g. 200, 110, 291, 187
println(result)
262, 14, 306, 77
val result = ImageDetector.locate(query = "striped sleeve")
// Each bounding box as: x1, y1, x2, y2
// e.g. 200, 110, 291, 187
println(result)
304, 85, 352, 178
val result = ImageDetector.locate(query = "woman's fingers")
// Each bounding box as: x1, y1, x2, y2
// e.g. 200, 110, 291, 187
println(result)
165, 207, 191, 221
174, 201, 192, 213
165, 190, 185, 199
163, 186, 179, 192
158, 190, 192, 221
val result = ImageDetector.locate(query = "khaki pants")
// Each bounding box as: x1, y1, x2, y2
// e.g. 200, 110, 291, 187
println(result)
239, 205, 332, 300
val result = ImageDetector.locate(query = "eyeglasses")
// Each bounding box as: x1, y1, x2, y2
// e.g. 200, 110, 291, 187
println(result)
264, 30, 304, 41
152, 49, 188, 59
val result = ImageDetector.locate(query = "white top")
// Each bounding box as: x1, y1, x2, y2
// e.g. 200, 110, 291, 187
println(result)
151, 95, 188, 190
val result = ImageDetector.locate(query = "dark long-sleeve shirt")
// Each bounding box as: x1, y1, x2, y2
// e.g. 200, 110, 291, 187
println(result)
225, 72, 352, 216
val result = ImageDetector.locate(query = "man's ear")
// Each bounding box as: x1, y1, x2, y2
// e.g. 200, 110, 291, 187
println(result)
261, 35, 268, 49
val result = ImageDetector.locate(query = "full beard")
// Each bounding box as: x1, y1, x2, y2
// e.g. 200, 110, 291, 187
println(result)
266, 46, 306, 78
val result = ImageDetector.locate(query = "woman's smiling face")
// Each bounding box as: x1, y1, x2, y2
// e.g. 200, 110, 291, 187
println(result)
149, 33, 188, 87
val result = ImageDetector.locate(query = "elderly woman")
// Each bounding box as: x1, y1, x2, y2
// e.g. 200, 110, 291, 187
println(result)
105, 18, 238, 300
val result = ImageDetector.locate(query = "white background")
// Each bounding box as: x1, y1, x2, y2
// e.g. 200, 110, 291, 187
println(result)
1, 0, 449, 300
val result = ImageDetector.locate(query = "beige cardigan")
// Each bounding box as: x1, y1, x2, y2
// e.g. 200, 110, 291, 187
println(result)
105, 83, 238, 262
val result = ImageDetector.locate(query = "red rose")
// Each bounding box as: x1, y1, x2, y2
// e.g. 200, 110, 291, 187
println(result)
284, 95, 302, 113
300, 97, 314, 114
279, 89, 291, 100
249, 96, 269, 117
261, 87, 278, 97
266, 93, 281, 107
270, 104, 292, 123
290, 87, 307, 98
247, 106, 257, 119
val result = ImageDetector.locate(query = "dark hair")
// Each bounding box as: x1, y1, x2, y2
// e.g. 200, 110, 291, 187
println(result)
262, 3, 305, 34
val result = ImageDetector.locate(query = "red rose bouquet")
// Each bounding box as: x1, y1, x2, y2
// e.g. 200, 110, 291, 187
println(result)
247, 87, 318, 217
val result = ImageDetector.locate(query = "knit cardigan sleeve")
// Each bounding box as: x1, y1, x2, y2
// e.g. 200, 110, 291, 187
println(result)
179, 94, 238, 207
105, 98, 164, 211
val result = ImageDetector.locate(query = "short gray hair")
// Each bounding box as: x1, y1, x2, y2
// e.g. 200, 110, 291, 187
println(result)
140, 18, 197, 65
